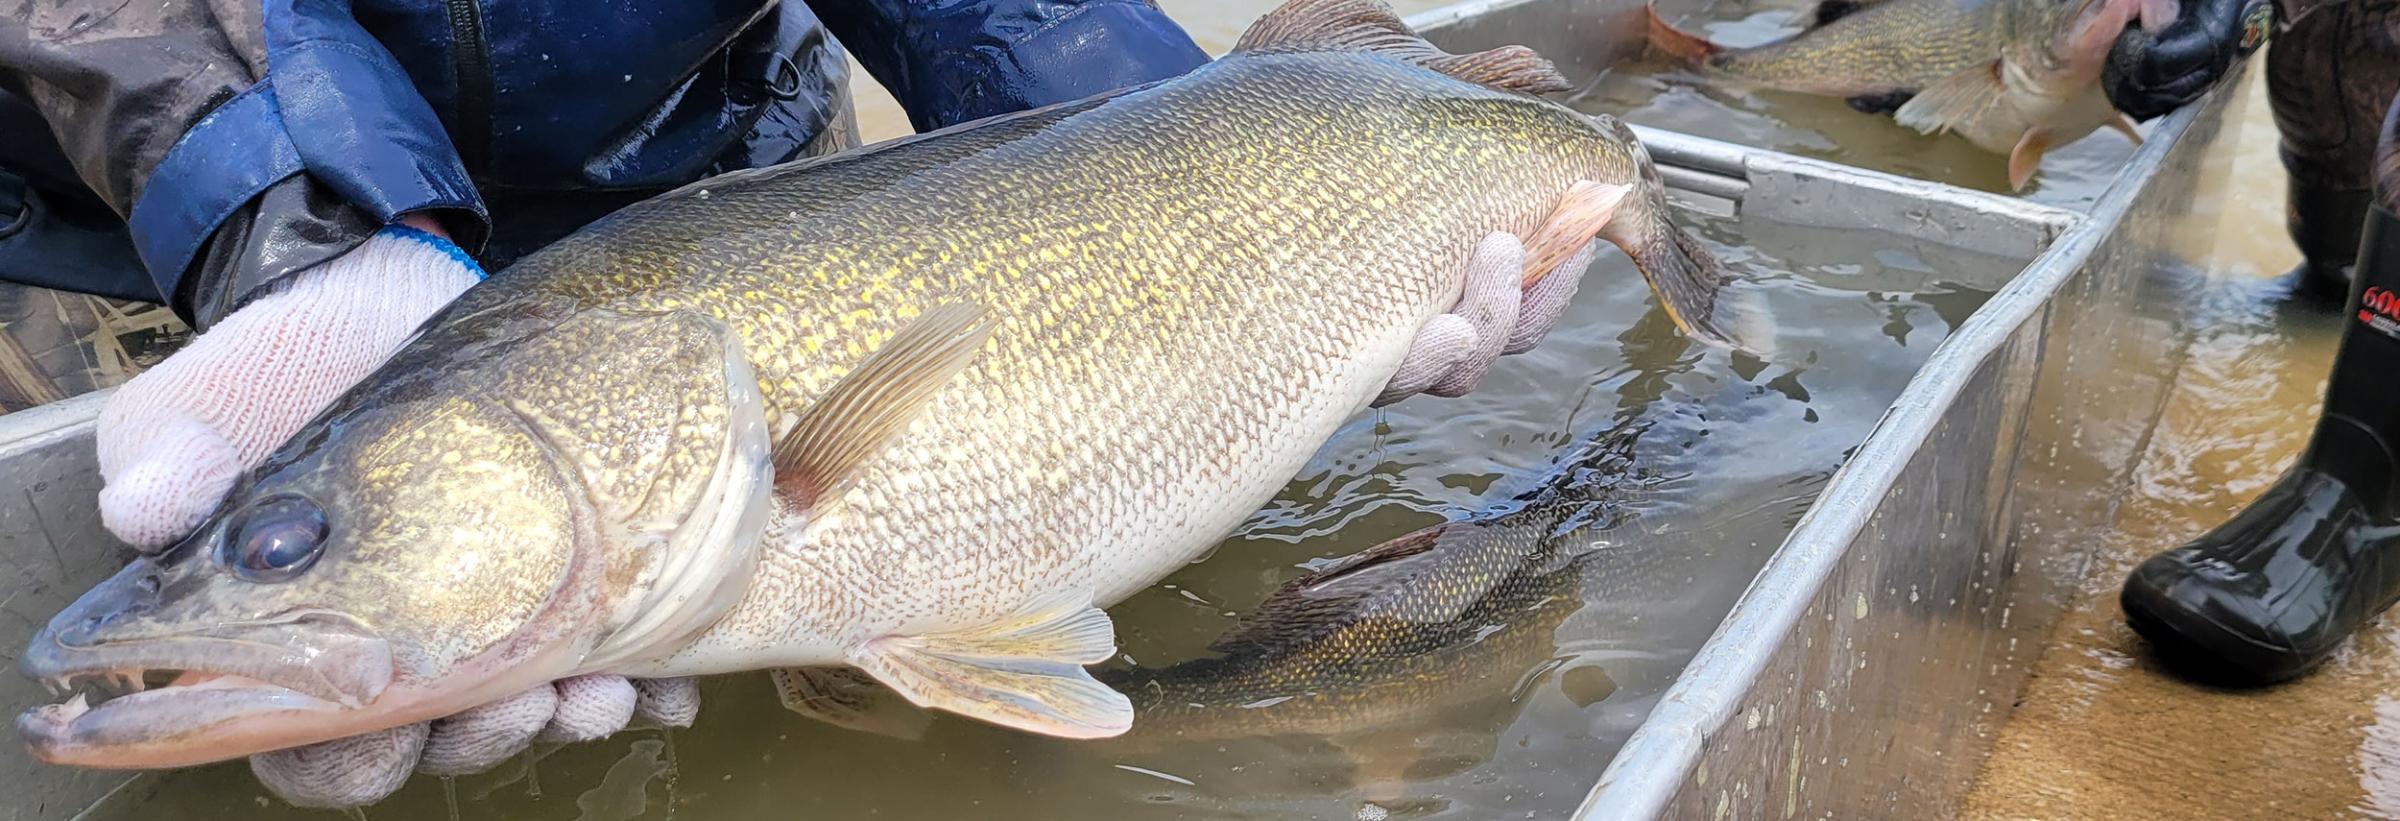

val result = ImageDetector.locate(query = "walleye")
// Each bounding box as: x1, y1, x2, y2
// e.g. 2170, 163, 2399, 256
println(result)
1646, 0, 2177, 190
21, 0, 1731, 770
1097, 430, 1661, 791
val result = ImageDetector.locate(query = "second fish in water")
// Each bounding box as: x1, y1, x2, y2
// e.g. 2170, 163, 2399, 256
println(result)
1648, 0, 2177, 190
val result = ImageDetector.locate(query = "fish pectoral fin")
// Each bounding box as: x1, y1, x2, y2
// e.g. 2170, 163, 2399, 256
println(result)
850, 595, 1133, 739
1892, 61, 2005, 137
2008, 128, 2057, 192
770, 666, 933, 740
773, 303, 993, 509
1520, 181, 1632, 289
1644, 2, 1720, 63
2108, 114, 2145, 146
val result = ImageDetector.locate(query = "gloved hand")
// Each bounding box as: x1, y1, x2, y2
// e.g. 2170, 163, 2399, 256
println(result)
252, 676, 702, 808
1376, 232, 1599, 406
93, 219, 699, 808
2102, 0, 2274, 122
96, 219, 479, 548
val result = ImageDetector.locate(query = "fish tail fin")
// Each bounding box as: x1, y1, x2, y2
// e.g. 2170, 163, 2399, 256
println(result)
1601, 188, 1737, 349
1238, 0, 1571, 95
1646, 3, 1720, 63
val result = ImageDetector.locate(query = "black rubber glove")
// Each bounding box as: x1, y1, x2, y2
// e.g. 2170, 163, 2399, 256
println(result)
2103, 0, 2275, 122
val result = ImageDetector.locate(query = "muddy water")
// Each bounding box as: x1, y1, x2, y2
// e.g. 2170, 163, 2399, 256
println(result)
79, 202, 2002, 821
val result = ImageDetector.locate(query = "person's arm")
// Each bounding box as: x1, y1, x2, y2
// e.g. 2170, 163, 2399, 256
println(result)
0, 0, 488, 327
3, 3, 698, 809
813, 0, 1211, 132
2103, 0, 2279, 122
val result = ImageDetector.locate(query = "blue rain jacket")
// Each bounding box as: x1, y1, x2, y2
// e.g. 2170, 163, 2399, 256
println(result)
0, 0, 1205, 326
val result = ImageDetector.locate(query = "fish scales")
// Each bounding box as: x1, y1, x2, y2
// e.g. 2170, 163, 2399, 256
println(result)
20, 0, 1725, 769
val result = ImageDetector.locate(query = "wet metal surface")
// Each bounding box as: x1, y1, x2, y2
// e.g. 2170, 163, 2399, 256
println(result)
1577, 55, 2238, 821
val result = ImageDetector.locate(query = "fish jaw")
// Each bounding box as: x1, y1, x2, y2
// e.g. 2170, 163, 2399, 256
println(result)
17, 570, 393, 768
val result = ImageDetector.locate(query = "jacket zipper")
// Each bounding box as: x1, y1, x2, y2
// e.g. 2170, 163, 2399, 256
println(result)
444, 0, 493, 173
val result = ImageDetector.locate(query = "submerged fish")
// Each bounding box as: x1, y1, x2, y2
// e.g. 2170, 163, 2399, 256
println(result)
1096, 430, 1665, 792
20, 0, 1732, 770
1646, 0, 2175, 189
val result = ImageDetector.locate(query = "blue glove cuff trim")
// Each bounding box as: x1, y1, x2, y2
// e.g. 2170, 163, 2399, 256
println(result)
380, 225, 488, 281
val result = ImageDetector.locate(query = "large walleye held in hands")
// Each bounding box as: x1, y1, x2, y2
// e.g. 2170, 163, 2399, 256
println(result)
21, 0, 1729, 769
1647, 0, 2176, 190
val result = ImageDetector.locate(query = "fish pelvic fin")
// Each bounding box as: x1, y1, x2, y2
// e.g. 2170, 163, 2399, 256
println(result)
1522, 180, 1633, 289
1594, 179, 1739, 349
2009, 128, 2058, 192
1645, 3, 1721, 63
770, 666, 933, 740
1237, 0, 1571, 95
1892, 61, 2006, 138
772, 302, 992, 509
850, 594, 1134, 739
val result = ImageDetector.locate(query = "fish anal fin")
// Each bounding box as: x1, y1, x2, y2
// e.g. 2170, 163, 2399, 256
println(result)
771, 666, 933, 740
1892, 60, 2004, 137
2009, 128, 2057, 192
773, 303, 991, 509
1644, 2, 1720, 63
1521, 181, 1632, 289
849, 596, 1132, 739
1236, 0, 1570, 94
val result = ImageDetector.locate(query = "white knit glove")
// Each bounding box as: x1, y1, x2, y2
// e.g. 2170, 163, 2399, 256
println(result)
96, 223, 481, 548
252, 676, 702, 808
1376, 232, 1597, 406
92, 222, 700, 808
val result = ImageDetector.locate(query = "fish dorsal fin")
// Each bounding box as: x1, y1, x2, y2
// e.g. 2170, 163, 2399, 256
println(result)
1205, 524, 1449, 658
773, 303, 992, 510
1236, 0, 1571, 95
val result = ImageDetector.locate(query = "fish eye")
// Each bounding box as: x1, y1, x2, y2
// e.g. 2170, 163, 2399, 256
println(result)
218, 494, 329, 582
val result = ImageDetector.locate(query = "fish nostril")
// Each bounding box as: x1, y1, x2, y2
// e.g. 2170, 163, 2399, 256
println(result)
134, 574, 160, 596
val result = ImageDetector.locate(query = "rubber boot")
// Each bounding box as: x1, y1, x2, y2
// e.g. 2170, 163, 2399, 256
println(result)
2120, 200, 2400, 686
2285, 181, 2371, 302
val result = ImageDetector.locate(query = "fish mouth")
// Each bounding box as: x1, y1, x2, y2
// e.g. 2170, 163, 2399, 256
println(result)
18, 612, 394, 769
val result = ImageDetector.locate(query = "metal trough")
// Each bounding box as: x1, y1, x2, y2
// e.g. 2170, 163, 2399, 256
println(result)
0, 0, 2236, 817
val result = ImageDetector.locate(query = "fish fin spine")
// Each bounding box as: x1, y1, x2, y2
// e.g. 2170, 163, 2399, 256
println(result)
1236, 0, 1571, 94
850, 594, 1133, 739
772, 302, 992, 509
